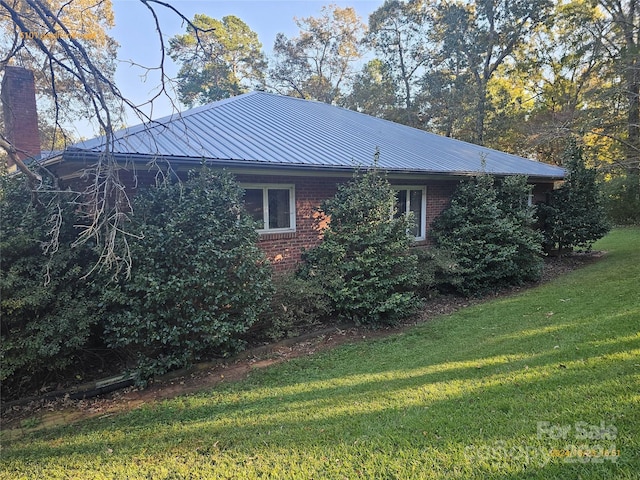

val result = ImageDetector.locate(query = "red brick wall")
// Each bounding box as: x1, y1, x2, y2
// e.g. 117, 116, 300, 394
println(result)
63, 165, 554, 274
236, 174, 344, 272
236, 173, 460, 272
422, 180, 458, 245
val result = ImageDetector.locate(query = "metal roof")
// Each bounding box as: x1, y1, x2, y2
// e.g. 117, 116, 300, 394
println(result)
64, 92, 565, 179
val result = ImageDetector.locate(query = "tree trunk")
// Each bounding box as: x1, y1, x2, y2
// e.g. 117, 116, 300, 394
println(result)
475, 80, 487, 146
626, 55, 639, 174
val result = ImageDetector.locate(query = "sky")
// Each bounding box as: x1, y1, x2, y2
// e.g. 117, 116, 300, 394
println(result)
93, 0, 384, 138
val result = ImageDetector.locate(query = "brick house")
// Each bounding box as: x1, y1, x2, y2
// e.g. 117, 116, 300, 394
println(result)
2, 70, 565, 271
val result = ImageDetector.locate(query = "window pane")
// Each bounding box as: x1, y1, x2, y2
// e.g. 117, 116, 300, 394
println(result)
268, 189, 290, 229
245, 189, 264, 226
394, 190, 407, 219
410, 189, 423, 238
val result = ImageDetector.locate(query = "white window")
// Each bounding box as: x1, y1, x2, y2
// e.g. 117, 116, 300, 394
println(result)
394, 186, 427, 240
244, 184, 296, 233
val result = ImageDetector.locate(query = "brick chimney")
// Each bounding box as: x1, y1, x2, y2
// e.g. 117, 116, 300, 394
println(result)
1, 66, 41, 167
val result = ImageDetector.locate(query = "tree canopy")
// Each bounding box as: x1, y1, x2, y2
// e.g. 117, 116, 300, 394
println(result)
364, 0, 429, 125
0, 0, 118, 152
0, 0, 224, 276
5, 0, 636, 179
1, 0, 638, 280
168, 14, 267, 107
269, 4, 367, 104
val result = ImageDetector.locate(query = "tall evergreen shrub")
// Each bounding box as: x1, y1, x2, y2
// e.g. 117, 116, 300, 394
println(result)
430, 174, 543, 295
604, 172, 640, 225
300, 168, 420, 325
537, 140, 610, 252
102, 169, 272, 381
1, 174, 100, 396
497, 175, 546, 281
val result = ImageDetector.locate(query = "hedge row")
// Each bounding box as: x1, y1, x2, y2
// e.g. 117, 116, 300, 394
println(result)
1, 144, 609, 398
1, 169, 271, 395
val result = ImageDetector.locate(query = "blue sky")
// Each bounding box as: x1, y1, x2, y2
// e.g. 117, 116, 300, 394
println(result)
99, 0, 383, 137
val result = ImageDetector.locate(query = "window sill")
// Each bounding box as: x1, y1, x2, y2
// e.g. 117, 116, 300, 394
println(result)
258, 231, 297, 241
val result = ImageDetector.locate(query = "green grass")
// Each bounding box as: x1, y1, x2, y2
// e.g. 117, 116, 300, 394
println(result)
1, 228, 639, 479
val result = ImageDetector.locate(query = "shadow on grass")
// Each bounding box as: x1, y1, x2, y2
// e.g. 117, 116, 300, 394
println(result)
3, 229, 639, 479
9, 321, 637, 479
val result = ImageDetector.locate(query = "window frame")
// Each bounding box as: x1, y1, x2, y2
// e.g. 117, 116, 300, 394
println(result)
394, 185, 427, 241
243, 184, 296, 234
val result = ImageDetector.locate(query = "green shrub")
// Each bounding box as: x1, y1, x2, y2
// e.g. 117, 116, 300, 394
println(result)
300, 168, 420, 325
496, 175, 546, 281
414, 247, 468, 297
251, 274, 332, 342
0, 174, 100, 396
603, 171, 640, 225
430, 174, 543, 296
537, 140, 610, 252
101, 168, 272, 382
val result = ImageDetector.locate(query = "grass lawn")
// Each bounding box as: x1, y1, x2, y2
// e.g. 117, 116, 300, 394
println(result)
1, 228, 638, 479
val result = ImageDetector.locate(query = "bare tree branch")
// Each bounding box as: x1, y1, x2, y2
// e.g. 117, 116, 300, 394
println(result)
0, 0, 215, 278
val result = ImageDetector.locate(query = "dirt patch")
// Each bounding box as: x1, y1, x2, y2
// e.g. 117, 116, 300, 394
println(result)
1, 252, 603, 434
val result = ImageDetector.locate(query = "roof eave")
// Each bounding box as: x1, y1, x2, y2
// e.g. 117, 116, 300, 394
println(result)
55, 150, 565, 181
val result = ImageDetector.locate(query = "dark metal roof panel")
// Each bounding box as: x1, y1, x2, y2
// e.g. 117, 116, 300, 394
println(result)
68, 92, 565, 178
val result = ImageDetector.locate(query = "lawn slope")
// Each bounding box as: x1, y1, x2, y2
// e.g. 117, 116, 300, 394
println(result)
1, 228, 638, 479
